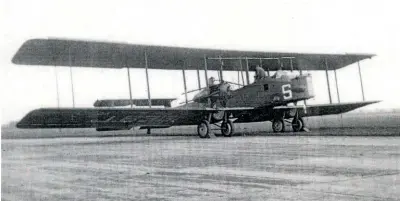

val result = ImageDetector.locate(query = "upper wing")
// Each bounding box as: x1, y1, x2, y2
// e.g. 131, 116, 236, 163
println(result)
12, 38, 374, 71
273, 101, 380, 117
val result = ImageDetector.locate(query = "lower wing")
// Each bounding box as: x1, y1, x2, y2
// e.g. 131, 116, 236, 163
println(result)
17, 108, 211, 130
16, 107, 254, 130
273, 100, 380, 117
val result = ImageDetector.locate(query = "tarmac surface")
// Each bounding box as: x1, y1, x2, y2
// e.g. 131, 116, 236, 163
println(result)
2, 132, 400, 201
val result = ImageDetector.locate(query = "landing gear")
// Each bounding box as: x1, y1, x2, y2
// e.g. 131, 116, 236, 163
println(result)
197, 112, 235, 138
272, 119, 285, 132
292, 117, 304, 132
221, 120, 234, 137
271, 109, 306, 133
197, 120, 211, 138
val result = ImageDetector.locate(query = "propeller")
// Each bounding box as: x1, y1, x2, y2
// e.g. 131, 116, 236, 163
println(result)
179, 79, 243, 106
214, 80, 244, 87
181, 87, 208, 95
181, 80, 243, 95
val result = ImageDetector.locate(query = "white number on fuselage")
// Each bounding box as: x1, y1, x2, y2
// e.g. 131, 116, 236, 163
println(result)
282, 84, 292, 100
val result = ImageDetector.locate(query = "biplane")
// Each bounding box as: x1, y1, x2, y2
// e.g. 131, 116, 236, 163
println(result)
13, 39, 379, 138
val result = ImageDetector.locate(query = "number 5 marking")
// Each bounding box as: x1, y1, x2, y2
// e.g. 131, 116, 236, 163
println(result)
282, 84, 292, 100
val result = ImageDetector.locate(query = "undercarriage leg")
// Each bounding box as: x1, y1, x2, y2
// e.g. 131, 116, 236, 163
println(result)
147, 128, 151, 134
272, 110, 309, 133
291, 110, 308, 132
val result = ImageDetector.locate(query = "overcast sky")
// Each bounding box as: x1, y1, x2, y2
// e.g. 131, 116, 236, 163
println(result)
1, 0, 399, 124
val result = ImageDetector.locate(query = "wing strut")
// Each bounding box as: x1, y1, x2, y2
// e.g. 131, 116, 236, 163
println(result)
126, 66, 133, 108
245, 57, 250, 85
182, 68, 188, 105
68, 47, 76, 107
219, 56, 224, 81
334, 67, 341, 103
203, 55, 212, 106
357, 61, 366, 101
144, 51, 152, 134
144, 51, 152, 108
239, 59, 245, 86
203, 55, 209, 87
237, 66, 240, 86
289, 58, 294, 72
324, 58, 333, 104
196, 66, 201, 90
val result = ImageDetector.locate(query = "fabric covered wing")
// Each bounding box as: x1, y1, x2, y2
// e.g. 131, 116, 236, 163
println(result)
12, 39, 374, 71
93, 98, 176, 107
273, 101, 380, 117
16, 108, 212, 130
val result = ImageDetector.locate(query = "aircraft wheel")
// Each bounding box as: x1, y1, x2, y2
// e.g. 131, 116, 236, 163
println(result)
197, 120, 211, 138
221, 120, 234, 137
292, 118, 304, 132
272, 119, 285, 133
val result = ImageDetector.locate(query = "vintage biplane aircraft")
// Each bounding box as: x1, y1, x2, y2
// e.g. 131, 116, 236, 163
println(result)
13, 39, 379, 138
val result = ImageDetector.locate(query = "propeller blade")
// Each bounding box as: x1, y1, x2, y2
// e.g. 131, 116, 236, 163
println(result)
181, 87, 207, 95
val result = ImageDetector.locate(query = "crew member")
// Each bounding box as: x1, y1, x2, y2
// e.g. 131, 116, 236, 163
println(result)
254, 65, 267, 81
208, 76, 216, 86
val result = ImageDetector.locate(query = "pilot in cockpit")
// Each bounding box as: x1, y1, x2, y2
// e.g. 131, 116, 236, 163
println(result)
254, 65, 267, 81
208, 76, 216, 86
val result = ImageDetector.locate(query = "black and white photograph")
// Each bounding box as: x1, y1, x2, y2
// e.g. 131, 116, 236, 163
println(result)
1, 0, 399, 200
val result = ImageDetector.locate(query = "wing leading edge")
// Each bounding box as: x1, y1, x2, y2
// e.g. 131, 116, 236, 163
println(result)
273, 101, 381, 117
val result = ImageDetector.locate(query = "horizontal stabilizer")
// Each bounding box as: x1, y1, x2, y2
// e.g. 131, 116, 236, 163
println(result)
93, 98, 176, 108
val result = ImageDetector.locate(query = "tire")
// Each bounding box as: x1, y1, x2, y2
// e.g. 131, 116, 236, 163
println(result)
292, 118, 304, 132
221, 120, 234, 137
197, 120, 211, 138
272, 119, 285, 133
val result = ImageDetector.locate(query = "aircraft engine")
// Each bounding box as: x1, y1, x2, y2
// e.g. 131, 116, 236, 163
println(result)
218, 82, 232, 97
